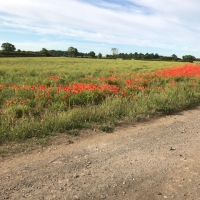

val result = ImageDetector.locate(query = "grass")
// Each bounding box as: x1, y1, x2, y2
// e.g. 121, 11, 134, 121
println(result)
1, 57, 200, 144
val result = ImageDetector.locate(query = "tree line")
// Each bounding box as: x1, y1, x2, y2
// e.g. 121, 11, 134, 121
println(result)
0, 42, 199, 62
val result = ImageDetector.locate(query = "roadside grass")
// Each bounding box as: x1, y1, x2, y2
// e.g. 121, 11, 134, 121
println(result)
1, 57, 200, 144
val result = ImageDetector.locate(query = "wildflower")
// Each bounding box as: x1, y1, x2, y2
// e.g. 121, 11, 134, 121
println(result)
7, 101, 12, 106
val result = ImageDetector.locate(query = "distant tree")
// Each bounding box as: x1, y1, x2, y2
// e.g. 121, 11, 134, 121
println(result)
171, 54, 178, 61
129, 53, 133, 59
98, 53, 102, 59
89, 51, 96, 58
40, 48, 50, 56
149, 53, 155, 60
111, 48, 119, 58
1, 42, 16, 52
68, 46, 78, 57
182, 55, 196, 63
144, 53, 150, 60
154, 53, 159, 59
17, 49, 21, 52
49, 50, 57, 56
48, 50, 67, 57
118, 53, 125, 59
138, 53, 144, 60
106, 54, 111, 58
133, 52, 138, 60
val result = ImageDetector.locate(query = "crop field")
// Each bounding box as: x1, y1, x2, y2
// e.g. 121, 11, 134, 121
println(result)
1, 57, 200, 144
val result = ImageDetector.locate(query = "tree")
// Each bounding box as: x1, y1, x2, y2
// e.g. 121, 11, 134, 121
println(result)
67, 46, 78, 57
40, 48, 50, 56
154, 53, 159, 59
133, 52, 139, 60
88, 51, 96, 58
171, 54, 178, 61
182, 55, 196, 63
144, 53, 150, 60
1, 42, 16, 52
139, 53, 144, 60
98, 53, 102, 59
111, 48, 119, 58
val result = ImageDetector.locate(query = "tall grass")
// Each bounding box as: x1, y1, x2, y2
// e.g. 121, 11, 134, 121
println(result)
1, 57, 200, 144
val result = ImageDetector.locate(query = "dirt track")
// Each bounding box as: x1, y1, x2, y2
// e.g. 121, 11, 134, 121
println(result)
1, 107, 200, 200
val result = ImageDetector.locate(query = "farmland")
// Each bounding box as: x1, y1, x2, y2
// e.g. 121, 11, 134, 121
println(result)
1, 57, 200, 144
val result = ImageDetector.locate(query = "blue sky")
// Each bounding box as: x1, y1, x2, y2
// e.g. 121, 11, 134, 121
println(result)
0, 0, 200, 57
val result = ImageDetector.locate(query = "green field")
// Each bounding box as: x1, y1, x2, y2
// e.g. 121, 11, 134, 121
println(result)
1, 57, 200, 144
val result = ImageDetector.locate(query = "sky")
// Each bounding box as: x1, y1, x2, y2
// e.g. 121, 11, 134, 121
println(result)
0, 0, 200, 57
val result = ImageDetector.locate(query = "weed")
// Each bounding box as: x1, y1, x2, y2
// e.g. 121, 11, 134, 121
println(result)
99, 126, 113, 133
68, 129, 79, 137
35, 138, 48, 146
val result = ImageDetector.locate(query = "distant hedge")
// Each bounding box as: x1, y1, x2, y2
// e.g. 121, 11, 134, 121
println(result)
0, 52, 49, 57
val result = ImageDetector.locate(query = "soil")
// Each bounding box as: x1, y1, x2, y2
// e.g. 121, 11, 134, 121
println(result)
1, 107, 200, 200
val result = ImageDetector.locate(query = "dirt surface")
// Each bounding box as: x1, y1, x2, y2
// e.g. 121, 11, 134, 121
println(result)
1, 107, 200, 200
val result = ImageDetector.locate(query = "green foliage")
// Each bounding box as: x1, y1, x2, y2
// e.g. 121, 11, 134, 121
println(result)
99, 126, 113, 133
98, 53, 102, 59
68, 129, 79, 136
1, 42, 16, 52
111, 48, 119, 58
171, 54, 178, 61
182, 55, 196, 63
0, 51, 46, 57
40, 48, 51, 56
67, 47, 78, 57
89, 51, 96, 58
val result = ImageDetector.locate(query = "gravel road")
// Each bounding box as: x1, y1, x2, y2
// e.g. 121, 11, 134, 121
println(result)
1, 107, 200, 200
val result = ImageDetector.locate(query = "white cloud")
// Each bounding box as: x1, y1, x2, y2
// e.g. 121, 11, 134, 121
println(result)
0, 0, 200, 56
